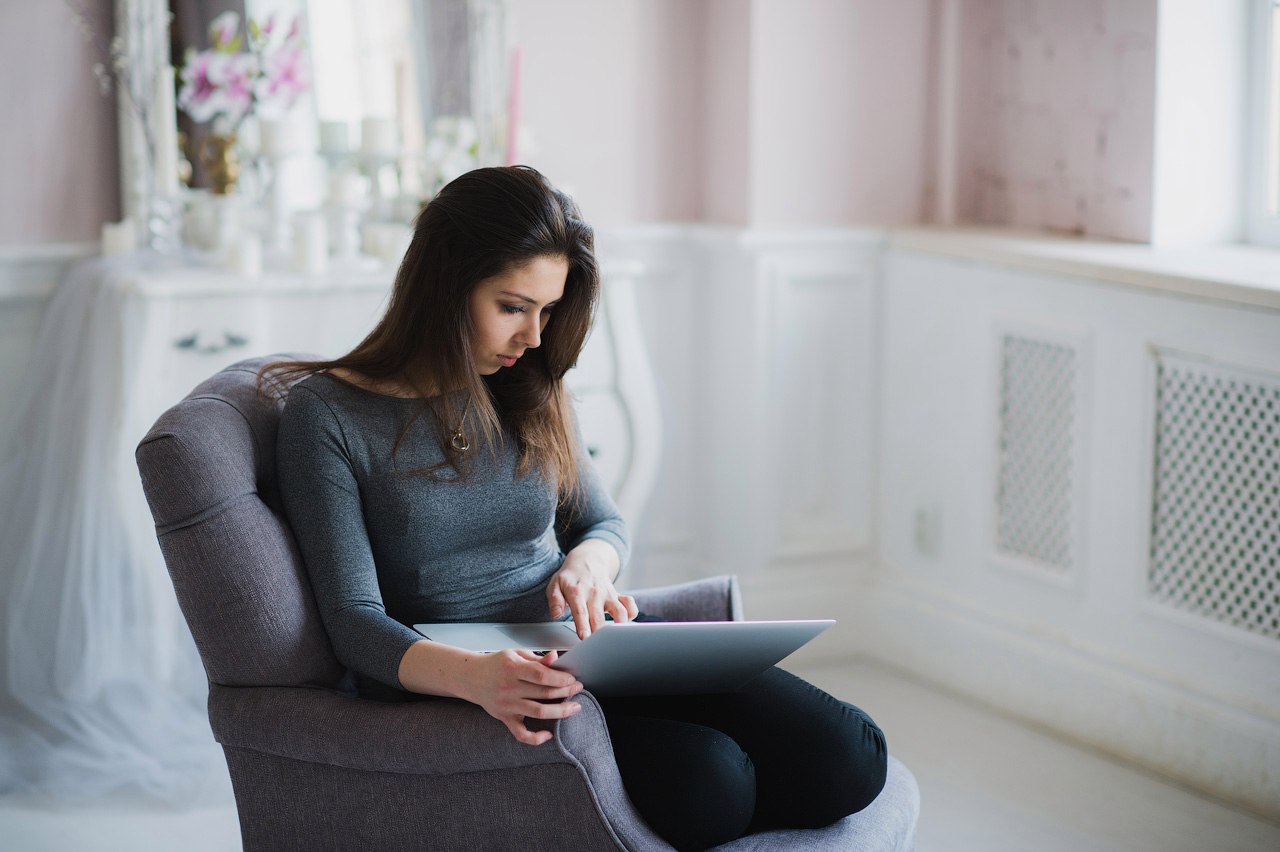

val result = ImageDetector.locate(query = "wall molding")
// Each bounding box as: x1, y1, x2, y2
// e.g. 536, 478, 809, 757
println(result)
851, 571, 1280, 822
0, 242, 96, 302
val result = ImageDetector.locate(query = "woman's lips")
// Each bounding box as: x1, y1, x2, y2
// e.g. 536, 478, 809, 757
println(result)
497, 355, 519, 367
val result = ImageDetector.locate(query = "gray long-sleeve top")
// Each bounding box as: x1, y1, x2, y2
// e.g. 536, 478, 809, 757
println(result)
276, 373, 630, 689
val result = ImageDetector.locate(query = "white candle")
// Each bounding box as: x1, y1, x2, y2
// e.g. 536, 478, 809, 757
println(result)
327, 170, 366, 207
259, 116, 300, 157
361, 116, 398, 157
101, 218, 137, 256
227, 233, 264, 279
294, 211, 329, 275
330, 207, 361, 260
237, 117, 261, 158
153, 65, 180, 196
209, 194, 242, 252
183, 193, 211, 249
380, 222, 412, 265
361, 221, 385, 258
319, 120, 352, 156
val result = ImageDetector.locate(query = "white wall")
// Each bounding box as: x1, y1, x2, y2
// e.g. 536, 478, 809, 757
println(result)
597, 226, 883, 654
866, 244, 1280, 820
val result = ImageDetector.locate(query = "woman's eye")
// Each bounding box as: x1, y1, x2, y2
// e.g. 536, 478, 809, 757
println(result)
501, 303, 525, 314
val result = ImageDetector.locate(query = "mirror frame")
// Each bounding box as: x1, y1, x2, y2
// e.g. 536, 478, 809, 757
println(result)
114, 0, 173, 226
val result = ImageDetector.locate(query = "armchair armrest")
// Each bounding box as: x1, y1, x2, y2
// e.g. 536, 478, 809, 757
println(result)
628, 575, 743, 622
211, 683, 575, 777
209, 682, 671, 850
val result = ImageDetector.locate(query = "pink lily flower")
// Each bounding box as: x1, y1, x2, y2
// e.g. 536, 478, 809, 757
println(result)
177, 49, 220, 122
258, 45, 310, 111
216, 53, 259, 125
209, 11, 240, 51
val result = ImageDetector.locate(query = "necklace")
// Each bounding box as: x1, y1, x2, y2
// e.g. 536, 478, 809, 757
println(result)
450, 396, 472, 452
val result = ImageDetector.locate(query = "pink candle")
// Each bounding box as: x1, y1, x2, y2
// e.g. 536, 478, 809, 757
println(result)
505, 46, 522, 166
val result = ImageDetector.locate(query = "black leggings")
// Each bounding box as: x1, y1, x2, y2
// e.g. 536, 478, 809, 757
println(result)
599, 667, 888, 851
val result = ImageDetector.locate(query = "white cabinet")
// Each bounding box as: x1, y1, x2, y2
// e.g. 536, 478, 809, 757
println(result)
118, 267, 393, 452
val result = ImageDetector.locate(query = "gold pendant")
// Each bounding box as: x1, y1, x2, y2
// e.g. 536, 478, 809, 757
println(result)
451, 431, 470, 452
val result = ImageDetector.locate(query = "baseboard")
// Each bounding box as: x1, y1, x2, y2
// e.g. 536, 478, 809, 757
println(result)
850, 572, 1280, 822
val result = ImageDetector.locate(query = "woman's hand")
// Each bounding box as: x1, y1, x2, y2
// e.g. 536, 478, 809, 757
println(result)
547, 539, 638, 640
463, 649, 585, 746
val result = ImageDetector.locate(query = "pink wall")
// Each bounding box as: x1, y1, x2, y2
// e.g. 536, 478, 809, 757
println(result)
522, 0, 933, 228
6, 0, 1166, 244
519, 0, 703, 226
749, 0, 931, 227
700, 0, 751, 225
1, 0, 120, 247
954, 0, 1158, 241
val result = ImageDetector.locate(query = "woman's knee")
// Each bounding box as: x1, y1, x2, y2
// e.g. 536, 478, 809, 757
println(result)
790, 703, 889, 827
608, 717, 756, 850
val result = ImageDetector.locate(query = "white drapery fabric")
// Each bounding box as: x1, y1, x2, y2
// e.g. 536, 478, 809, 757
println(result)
0, 256, 225, 801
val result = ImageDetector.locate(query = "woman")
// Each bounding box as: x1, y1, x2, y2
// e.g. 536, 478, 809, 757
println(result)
270, 166, 887, 850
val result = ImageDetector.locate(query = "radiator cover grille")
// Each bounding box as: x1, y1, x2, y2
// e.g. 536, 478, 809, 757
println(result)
995, 335, 1078, 572
1149, 354, 1280, 641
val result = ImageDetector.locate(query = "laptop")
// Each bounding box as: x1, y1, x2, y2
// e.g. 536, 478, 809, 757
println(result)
412, 619, 835, 696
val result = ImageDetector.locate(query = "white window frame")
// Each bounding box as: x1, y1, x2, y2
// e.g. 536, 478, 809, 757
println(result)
1247, 0, 1280, 246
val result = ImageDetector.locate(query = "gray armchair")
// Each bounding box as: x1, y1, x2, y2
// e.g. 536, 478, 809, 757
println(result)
136, 356, 920, 851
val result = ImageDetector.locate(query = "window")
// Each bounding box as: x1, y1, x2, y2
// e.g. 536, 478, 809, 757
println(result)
1248, 0, 1280, 246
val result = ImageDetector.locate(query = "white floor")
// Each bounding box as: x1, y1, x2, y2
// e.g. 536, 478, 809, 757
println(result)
1, 658, 1277, 851
799, 659, 1280, 852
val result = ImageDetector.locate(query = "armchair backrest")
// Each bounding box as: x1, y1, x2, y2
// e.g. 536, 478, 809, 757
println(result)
136, 355, 345, 690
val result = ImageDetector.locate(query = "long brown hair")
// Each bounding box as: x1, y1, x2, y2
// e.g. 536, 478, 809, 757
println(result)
261, 165, 599, 500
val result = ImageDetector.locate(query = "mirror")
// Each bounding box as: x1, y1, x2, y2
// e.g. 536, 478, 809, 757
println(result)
154, 0, 513, 249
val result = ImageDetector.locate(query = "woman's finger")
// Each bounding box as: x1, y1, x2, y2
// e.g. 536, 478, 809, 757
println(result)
529, 681, 582, 700
603, 595, 631, 624
621, 594, 639, 620
568, 592, 592, 639
510, 651, 578, 688
518, 698, 583, 720
586, 587, 608, 634
546, 582, 567, 620
504, 717, 552, 746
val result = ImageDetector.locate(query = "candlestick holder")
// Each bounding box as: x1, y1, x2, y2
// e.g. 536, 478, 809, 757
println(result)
141, 191, 182, 254
360, 151, 402, 223
259, 152, 295, 257
320, 149, 359, 174
328, 202, 364, 263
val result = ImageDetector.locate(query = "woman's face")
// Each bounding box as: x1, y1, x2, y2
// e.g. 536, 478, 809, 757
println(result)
468, 255, 569, 375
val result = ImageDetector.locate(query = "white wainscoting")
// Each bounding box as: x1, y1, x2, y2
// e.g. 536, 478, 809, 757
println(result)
868, 248, 1280, 821
599, 227, 882, 635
